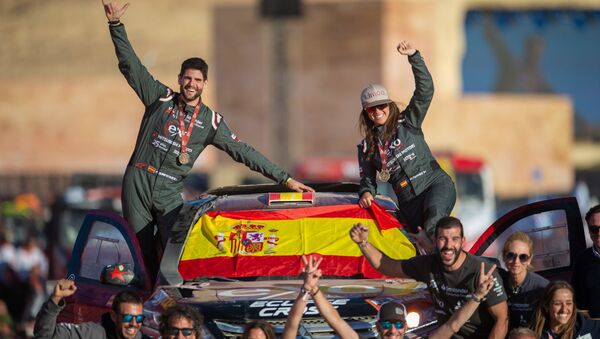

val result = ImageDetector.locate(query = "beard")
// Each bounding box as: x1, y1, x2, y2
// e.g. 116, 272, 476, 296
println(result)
439, 247, 460, 267
181, 85, 201, 103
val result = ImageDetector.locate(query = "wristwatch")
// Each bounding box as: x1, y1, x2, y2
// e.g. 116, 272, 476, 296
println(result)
468, 293, 485, 302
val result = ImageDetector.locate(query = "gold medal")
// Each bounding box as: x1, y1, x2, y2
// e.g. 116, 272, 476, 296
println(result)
178, 152, 190, 165
377, 169, 390, 182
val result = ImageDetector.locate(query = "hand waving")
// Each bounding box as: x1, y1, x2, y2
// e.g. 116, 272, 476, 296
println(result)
102, 0, 129, 22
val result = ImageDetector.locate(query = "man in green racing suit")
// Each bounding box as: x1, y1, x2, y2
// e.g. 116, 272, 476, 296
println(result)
102, 0, 313, 276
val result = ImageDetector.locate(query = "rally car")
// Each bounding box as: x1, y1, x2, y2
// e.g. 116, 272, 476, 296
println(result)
58, 182, 586, 338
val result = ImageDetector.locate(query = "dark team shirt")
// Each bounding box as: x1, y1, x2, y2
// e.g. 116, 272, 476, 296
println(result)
401, 253, 507, 339
499, 269, 548, 329
572, 246, 600, 318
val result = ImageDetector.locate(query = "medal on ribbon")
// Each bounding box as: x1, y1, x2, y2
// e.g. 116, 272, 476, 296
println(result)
178, 152, 191, 165
377, 169, 390, 182
177, 96, 201, 166
376, 138, 390, 182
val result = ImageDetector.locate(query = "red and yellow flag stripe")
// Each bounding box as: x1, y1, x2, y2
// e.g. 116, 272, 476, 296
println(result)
179, 202, 415, 279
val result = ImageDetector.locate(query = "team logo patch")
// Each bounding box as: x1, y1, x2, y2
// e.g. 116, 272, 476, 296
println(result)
164, 121, 180, 138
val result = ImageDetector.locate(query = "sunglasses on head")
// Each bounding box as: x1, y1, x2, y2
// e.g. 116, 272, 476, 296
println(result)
378, 320, 405, 330
505, 252, 530, 263
589, 225, 600, 235
121, 314, 145, 323
366, 103, 389, 113
167, 327, 195, 336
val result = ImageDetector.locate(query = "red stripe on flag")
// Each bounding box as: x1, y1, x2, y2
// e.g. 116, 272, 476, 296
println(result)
179, 255, 391, 280
205, 202, 403, 230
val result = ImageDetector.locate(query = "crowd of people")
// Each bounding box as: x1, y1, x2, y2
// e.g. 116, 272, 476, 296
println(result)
14, 203, 598, 339
0, 231, 48, 338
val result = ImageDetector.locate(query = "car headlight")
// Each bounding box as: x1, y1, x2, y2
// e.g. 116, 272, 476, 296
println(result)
406, 311, 420, 328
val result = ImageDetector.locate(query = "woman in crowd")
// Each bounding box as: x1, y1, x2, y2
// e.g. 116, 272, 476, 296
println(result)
357, 41, 455, 249
242, 320, 275, 339
499, 231, 548, 329
531, 281, 600, 338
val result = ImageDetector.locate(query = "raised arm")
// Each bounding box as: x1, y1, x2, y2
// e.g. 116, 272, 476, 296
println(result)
397, 41, 434, 128
102, 0, 167, 107
429, 262, 496, 339
349, 224, 407, 277
301, 256, 359, 339
282, 274, 310, 339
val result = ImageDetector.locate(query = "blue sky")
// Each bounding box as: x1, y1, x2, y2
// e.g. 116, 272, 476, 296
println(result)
463, 10, 600, 123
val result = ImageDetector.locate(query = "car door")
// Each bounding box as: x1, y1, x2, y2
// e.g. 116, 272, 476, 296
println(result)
58, 210, 151, 323
468, 197, 586, 282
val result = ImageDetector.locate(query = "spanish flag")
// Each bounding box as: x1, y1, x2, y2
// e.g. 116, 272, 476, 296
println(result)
179, 202, 415, 279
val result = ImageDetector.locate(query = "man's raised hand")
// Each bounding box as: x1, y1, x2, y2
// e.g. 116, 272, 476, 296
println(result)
475, 262, 497, 300
51, 279, 78, 305
349, 223, 369, 245
102, 0, 129, 22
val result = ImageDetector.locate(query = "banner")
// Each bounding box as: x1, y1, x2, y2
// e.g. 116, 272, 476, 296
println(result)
179, 202, 415, 279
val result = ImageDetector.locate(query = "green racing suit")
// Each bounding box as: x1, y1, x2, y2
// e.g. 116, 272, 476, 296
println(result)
109, 23, 291, 271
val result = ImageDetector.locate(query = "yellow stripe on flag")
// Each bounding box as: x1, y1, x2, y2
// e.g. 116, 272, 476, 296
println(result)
182, 214, 415, 261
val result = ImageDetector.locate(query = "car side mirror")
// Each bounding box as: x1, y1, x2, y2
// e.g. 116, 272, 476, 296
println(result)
101, 263, 136, 286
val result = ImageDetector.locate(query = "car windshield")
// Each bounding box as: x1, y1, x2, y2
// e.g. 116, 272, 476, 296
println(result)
178, 200, 416, 282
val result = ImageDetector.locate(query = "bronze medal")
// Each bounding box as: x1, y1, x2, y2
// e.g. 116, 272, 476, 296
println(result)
377, 169, 390, 182
177, 96, 201, 167
178, 152, 190, 165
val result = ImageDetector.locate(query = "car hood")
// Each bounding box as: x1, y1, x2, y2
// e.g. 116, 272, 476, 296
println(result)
145, 277, 430, 319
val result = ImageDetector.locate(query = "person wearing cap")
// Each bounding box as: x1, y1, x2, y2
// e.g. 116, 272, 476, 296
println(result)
357, 41, 456, 247
283, 255, 408, 339
350, 216, 509, 338
289, 255, 498, 339
101, 0, 314, 277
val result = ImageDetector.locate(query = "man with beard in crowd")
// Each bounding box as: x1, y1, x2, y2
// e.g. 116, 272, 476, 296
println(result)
350, 216, 508, 338
34, 279, 149, 338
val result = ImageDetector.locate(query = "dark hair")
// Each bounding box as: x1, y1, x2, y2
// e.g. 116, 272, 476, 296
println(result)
434, 216, 464, 238
585, 204, 600, 225
112, 291, 143, 313
179, 57, 208, 80
159, 305, 204, 337
358, 101, 403, 161
241, 320, 276, 339
530, 281, 577, 339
